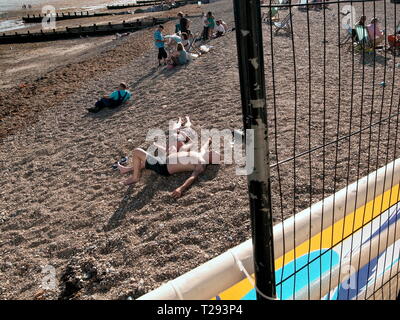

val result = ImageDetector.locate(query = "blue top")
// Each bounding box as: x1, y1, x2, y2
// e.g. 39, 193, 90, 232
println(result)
154, 30, 165, 48
109, 90, 131, 103
178, 50, 188, 65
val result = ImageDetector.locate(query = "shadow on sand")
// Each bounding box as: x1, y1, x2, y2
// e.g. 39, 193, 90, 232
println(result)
104, 164, 221, 232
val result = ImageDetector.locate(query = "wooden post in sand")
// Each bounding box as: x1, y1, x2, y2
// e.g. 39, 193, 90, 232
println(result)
233, 0, 276, 301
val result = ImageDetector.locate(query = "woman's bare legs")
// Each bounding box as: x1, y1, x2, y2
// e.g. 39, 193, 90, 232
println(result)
121, 148, 147, 185
184, 116, 192, 128
172, 117, 182, 130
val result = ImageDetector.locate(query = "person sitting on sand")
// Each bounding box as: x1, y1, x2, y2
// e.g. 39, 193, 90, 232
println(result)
367, 18, 384, 47
167, 43, 188, 67
88, 82, 131, 113
180, 32, 190, 50
118, 138, 220, 198
214, 20, 226, 38
154, 25, 168, 66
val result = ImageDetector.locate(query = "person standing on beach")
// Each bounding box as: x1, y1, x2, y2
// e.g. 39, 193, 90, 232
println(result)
207, 12, 216, 40
178, 12, 190, 35
202, 12, 209, 41
154, 25, 168, 66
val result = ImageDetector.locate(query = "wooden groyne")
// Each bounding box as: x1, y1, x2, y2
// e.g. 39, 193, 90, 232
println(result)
22, 0, 189, 24
0, 17, 175, 44
106, 0, 186, 10
22, 11, 131, 24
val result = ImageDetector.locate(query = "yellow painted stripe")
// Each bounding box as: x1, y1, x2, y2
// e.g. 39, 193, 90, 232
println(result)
217, 276, 254, 300
275, 183, 400, 269
218, 183, 400, 299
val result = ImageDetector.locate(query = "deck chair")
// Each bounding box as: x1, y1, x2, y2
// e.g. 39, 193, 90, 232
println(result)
186, 32, 202, 55
354, 25, 373, 52
339, 24, 354, 51
262, 6, 280, 25
272, 13, 293, 36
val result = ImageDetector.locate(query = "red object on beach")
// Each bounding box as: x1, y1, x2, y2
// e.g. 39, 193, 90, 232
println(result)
388, 34, 400, 55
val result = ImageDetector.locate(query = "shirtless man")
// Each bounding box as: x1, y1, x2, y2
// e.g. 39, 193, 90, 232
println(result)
118, 138, 219, 198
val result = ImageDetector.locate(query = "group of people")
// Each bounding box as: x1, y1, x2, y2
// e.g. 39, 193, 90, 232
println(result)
155, 24, 190, 67
202, 11, 228, 40
154, 11, 229, 67
154, 12, 192, 67
117, 117, 221, 198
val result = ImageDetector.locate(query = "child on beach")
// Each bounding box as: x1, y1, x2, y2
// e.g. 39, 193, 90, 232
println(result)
154, 25, 168, 66
87, 82, 131, 113
181, 32, 190, 50
207, 12, 216, 40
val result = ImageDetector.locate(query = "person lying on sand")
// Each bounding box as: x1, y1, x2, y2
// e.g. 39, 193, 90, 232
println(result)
154, 116, 196, 156
118, 138, 220, 198
87, 82, 131, 113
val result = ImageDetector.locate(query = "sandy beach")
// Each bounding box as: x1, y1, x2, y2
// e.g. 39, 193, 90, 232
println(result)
0, 0, 400, 300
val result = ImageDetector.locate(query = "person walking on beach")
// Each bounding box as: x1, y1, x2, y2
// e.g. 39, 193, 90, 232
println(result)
154, 25, 168, 66
118, 138, 220, 199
